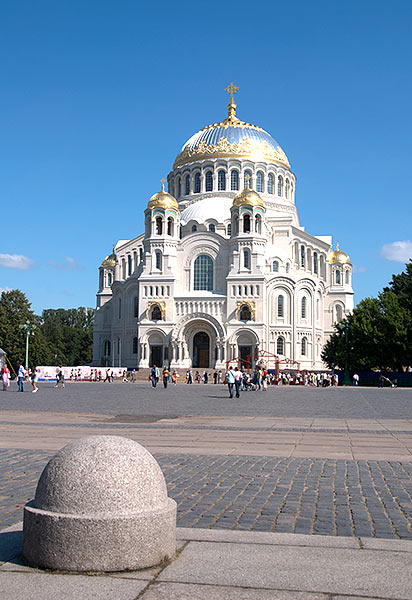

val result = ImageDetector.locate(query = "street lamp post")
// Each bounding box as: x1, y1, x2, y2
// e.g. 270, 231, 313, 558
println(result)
19, 321, 37, 370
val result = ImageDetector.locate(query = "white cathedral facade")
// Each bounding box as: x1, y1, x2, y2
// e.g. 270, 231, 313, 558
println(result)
93, 85, 353, 371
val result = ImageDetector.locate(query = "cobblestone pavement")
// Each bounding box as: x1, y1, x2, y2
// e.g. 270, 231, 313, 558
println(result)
1, 449, 412, 540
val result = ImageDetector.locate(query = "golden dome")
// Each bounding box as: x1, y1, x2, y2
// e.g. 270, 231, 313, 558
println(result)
329, 242, 351, 264
147, 182, 178, 210
232, 187, 264, 208
101, 244, 116, 268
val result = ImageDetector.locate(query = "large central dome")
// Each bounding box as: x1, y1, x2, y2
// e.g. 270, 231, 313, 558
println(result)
173, 87, 290, 170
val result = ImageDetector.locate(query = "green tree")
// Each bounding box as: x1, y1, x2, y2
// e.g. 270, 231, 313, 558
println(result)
322, 290, 410, 371
0, 290, 51, 372
41, 308, 94, 366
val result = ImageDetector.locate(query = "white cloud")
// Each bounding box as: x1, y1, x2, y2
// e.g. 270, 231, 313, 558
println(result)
0, 286, 12, 293
0, 253, 34, 270
381, 241, 412, 263
352, 265, 367, 274
49, 256, 82, 271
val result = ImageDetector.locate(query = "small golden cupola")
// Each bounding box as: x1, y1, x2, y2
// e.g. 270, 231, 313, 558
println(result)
329, 242, 351, 264
232, 177, 264, 208
147, 179, 179, 211
101, 244, 117, 267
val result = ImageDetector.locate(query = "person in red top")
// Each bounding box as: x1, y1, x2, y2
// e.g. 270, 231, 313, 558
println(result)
2, 365, 10, 391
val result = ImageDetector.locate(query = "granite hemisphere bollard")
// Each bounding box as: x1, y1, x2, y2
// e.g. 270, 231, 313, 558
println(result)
22, 435, 177, 572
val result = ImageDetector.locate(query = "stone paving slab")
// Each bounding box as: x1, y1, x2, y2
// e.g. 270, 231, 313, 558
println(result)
0, 572, 149, 600
140, 582, 332, 599
157, 540, 412, 599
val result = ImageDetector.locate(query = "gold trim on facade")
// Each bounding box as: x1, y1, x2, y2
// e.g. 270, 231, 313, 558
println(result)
146, 301, 166, 320
173, 137, 290, 169
235, 301, 256, 320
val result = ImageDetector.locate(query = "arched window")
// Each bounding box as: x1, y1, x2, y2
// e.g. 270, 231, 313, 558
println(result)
277, 336, 284, 355
194, 172, 201, 193
218, 170, 226, 190
231, 170, 239, 190
244, 170, 252, 189
301, 296, 307, 319
335, 304, 343, 322
177, 178, 182, 198
301, 337, 307, 356
104, 340, 111, 357
301, 245, 305, 267
345, 270, 350, 285
243, 249, 250, 269
118, 298, 122, 319
185, 174, 190, 195
205, 171, 213, 191
107, 272, 113, 286
139, 247, 143, 263
209, 223, 216, 233
227, 223, 232, 236
278, 175, 283, 196
239, 304, 252, 321
313, 252, 318, 274
167, 217, 174, 236
191, 224, 197, 233
156, 217, 163, 235
255, 214, 262, 234
194, 254, 214, 291
133, 337, 138, 354
234, 215, 239, 234
285, 178, 290, 199
335, 270, 341, 284
256, 171, 264, 193
243, 214, 251, 233
133, 296, 138, 318
128, 255, 132, 276
122, 258, 126, 279
286, 263, 290, 273
268, 173, 274, 194
273, 260, 279, 272
155, 251, 162, 270
277, 294, 284, 317
151, 305, 162, 320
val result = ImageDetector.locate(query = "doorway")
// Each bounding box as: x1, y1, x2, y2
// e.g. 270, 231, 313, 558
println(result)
193, 332, 210, 368
239, 345, 252, 368
150, 345, 163, 367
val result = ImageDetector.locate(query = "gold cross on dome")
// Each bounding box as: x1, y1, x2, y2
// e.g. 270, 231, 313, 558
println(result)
225, 82, 239, 101
160, 177, 166, 191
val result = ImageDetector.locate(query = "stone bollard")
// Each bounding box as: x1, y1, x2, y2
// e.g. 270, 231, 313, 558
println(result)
22, 435, 176, 572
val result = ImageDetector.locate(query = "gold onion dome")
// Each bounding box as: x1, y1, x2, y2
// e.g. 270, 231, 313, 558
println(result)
233, 186, 264, 208
101, 244, 116, 268
147, 181, 178, 211
329, 242, 351, 264
173, 83, 290, 169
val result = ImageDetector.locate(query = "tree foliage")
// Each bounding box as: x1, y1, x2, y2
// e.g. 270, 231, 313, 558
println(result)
322, 260, 412, 371
0, 290, 94, 371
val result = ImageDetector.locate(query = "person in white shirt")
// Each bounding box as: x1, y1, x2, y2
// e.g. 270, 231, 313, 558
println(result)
226, 366, 235, 398
234, 367, 242, 398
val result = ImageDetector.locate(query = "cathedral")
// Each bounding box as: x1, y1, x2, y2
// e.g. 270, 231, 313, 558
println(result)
92, 84, 353, 371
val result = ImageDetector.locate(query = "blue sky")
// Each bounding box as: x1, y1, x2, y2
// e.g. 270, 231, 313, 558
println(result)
1, 0, 411, 314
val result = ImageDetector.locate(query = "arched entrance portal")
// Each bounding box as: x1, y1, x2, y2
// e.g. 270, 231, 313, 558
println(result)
193, 332, 210, 368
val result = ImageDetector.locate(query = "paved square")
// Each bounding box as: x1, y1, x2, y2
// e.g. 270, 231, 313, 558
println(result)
1, 382, 412, 539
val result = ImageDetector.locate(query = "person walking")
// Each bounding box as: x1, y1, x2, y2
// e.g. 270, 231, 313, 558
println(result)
150, 364, 159, 387
55, 366, 65, 388
226, 365, 235, 398
172, 369, 178, 385
234, 367, 242, 398
162, 366, 170, 388
31, 367, 38, 393
2, 364, 10, 391
17, 363, 25, 392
